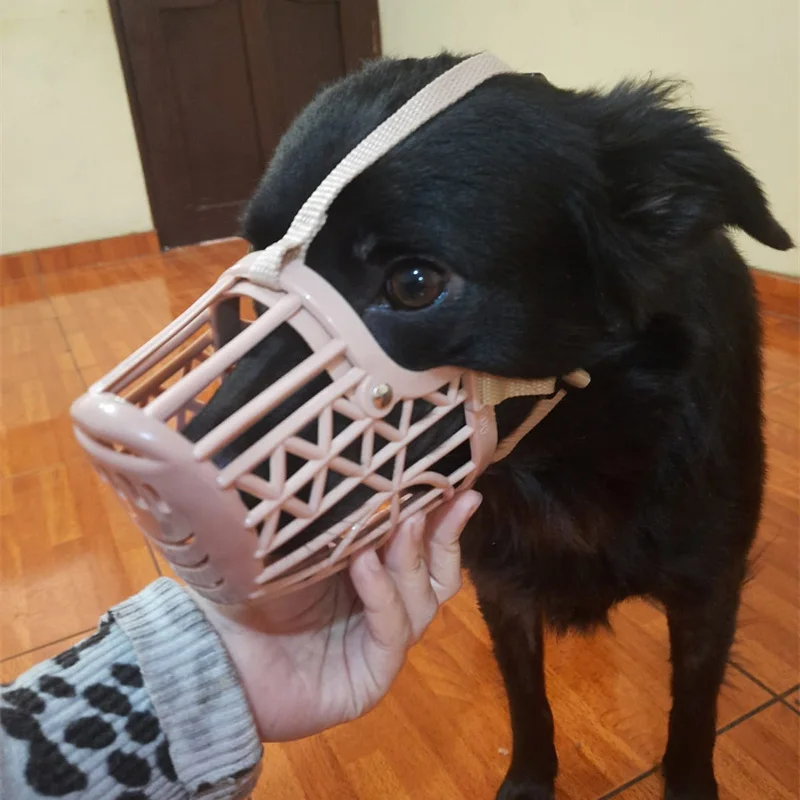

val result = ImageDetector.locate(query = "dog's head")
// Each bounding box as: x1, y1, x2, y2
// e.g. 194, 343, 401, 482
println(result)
184, 53, 792, 551
243, 53, 790, 362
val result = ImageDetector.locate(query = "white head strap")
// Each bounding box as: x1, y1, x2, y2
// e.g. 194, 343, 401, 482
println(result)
241, 52, 590, 462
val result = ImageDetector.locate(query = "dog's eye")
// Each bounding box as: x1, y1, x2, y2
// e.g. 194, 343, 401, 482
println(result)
385, 262, 447, 310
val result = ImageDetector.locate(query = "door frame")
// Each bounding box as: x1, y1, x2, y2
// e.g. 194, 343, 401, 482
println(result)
108, 0, 381, 248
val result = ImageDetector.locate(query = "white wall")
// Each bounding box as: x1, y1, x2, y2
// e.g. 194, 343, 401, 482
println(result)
1, 1, 796, 274
379, 0, 799, 276
0, 0, 153, 255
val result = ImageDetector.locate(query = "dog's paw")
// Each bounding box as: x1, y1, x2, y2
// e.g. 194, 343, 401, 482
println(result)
664, 786, 719, 800
496, 777, 555, 800
663, 773, 719, 800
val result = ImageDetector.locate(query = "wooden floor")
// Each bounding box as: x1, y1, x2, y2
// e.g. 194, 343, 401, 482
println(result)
1, 237, 798, 799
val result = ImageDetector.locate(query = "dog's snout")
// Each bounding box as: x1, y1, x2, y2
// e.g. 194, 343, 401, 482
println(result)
182, 320, 314, 449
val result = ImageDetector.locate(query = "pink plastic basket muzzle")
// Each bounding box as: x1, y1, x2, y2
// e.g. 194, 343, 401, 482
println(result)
71, 255, 498, 603
70, 54, 589, 603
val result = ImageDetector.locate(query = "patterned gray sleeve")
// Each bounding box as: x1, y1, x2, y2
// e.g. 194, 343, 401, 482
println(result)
1, 579, 263, 800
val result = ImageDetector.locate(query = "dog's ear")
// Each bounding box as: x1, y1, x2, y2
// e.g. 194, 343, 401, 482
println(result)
586, 80, 793, 253
567, 80, 793, 327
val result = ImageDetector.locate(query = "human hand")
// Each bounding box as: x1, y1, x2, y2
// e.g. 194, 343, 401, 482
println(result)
191, 491, 481, 741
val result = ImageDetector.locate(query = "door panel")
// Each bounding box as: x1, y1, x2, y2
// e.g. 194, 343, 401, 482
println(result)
110, 0, 380, 248
263, 0, 345, 132
161, 1, 264, 207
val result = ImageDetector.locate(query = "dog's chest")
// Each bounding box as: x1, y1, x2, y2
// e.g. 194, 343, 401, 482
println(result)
461, 499, 649, 632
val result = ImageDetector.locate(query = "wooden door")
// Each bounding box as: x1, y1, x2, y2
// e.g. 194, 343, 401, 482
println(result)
110, 0, 380, 248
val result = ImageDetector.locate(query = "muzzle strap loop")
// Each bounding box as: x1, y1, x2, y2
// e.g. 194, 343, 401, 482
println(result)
474, 374, 557, 406
248, 52, 511, 288
488, 369, 591, 462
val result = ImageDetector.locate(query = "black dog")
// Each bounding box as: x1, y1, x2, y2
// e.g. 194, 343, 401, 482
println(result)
186, 54, 793, 799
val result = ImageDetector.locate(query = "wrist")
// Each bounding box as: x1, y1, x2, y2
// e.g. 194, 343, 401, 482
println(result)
184, 588, 271, 739
114, 580, 264, 788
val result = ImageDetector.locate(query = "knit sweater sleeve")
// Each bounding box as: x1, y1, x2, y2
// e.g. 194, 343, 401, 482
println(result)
0, 579, 263, 800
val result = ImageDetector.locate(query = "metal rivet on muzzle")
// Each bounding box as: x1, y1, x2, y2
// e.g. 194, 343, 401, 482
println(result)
371, 383, 393, 409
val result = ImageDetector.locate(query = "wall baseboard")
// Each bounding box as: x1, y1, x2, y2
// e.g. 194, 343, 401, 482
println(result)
2, 232, 798, 322
0, 231, 160, 280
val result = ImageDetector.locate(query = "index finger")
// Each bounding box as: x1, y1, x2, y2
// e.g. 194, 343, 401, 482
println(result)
423, 491, 482, 604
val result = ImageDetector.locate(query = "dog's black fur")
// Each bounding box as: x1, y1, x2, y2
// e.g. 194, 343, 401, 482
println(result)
188, 55, 793, 799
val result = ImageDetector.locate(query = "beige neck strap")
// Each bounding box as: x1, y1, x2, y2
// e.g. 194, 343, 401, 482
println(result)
488, 369, 591, 462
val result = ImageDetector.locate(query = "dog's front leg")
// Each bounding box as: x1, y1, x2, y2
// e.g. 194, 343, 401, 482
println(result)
477, 591, 557, 800
662, 579, 743, 800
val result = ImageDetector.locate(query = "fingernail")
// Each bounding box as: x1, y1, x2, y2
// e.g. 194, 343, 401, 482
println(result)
362, 548, 382, 572
467, 493, 483, 518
